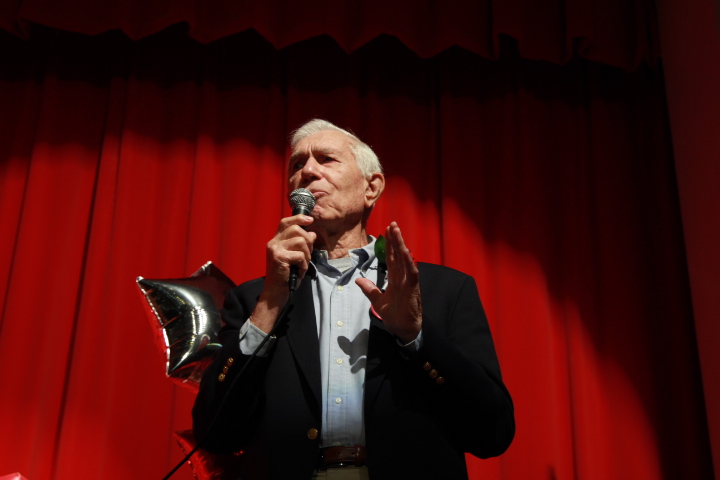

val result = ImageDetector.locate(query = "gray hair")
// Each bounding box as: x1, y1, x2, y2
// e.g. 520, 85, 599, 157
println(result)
290, 119, 383, 178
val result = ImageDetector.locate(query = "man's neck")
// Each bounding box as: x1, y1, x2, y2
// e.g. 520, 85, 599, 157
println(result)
313, 224, 368, 259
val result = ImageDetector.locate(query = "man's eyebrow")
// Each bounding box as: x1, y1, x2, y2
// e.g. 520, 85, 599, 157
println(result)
289, 151, 304, 163
288, 147, 338, 163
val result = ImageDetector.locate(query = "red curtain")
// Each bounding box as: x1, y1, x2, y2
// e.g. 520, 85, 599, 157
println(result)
0, 10, 712, 480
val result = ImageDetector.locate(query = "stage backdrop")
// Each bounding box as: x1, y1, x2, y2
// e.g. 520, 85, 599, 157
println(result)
0, 2, 713, 479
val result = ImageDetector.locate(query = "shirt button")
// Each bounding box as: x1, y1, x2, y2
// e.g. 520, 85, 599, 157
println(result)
337, 321, 344, 327
337, 285, 344, 291
336, 358, 343, 365
335, 397, 342, 404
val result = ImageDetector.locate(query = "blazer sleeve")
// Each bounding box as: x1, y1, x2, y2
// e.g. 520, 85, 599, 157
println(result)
192, 278, 269, 454
412, 263, 515, 458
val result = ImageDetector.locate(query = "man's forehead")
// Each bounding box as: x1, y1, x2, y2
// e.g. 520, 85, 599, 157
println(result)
291, 130, 353, 156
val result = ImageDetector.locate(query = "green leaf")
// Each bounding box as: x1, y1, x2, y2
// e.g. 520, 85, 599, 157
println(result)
375, 235, 387, 265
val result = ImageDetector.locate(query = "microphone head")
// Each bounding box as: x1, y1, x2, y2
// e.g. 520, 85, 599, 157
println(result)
289, 188, 316, 216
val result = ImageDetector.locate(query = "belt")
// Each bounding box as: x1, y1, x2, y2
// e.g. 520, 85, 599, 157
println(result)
317, 445, 367, 468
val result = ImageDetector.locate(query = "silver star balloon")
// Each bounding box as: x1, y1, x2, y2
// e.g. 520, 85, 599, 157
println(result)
137, 261, 235, 390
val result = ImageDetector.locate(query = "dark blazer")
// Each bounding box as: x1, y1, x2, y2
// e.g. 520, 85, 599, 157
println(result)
193, 263, 514, 480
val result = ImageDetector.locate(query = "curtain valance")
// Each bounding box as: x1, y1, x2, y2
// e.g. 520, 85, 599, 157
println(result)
0, 0, 659, 70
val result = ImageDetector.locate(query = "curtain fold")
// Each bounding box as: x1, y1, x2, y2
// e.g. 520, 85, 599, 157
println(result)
0, 0, 658, 70
0, 26, 711, 480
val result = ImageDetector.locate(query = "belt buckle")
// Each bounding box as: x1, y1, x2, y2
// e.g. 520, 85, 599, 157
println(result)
317, 451, 349, 470
317, 445, 365, 469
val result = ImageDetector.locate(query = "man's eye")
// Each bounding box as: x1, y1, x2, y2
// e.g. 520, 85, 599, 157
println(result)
292, 161, 304, 170
322, 156, 334, 163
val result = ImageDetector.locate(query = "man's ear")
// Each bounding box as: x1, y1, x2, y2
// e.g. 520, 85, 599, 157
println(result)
365, 173, 385, 208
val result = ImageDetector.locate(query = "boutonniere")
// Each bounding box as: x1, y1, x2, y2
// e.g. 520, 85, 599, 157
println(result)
375, 235, 387, 292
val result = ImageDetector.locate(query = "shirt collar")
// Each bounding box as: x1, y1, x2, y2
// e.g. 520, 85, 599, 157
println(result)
311, 236, 377, 275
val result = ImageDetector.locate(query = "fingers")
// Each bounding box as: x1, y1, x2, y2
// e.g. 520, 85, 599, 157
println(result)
365, 224, 423, 341
266, 214, 316, 287
277, 237, 311, 271
277, 214, 316, 251
277, 214, 314, 233
385, 222, 418, 287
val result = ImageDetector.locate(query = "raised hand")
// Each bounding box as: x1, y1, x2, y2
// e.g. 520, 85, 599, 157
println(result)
356, 222, 422, 344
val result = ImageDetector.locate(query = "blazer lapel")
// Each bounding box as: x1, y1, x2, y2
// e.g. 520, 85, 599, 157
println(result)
285, 277, 322, 410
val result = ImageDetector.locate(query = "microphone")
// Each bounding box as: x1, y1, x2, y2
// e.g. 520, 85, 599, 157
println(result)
288, 188, 316, 291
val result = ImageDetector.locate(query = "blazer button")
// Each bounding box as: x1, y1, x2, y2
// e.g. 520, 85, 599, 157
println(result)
423, 362, 432, 371
429, 369, 439, 379
307, 428, 319, 440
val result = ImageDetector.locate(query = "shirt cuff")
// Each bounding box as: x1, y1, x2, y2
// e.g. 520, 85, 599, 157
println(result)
396, 329, 423, 353
239, 318, 276, 357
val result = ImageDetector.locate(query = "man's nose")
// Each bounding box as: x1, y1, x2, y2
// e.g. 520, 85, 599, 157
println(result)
301, 156, 321, 180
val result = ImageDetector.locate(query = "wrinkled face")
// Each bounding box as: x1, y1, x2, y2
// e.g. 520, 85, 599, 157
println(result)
288, 130, 371, 230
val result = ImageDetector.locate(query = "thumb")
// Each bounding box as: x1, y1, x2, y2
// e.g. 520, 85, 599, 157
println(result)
356, 278, 383, 305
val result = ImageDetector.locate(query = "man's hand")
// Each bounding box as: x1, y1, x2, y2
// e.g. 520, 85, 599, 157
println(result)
251, 214, 316, 333
356, 222, 422, 344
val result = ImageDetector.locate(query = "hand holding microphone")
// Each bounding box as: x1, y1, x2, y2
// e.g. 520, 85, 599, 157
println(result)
267, 187, 316, 292
250, 188, 316, 334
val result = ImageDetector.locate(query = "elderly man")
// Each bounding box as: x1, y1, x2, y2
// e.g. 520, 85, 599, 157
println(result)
193, 119, 514, 480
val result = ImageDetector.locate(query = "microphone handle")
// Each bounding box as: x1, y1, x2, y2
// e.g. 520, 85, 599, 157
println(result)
289, 266, 300, 292
289, 204, 313, 291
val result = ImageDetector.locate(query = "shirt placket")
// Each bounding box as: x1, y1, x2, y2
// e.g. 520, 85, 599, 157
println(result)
330, 271, 353, 446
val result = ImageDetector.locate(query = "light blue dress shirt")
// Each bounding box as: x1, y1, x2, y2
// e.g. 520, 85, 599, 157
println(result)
312, 239, 378, 447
